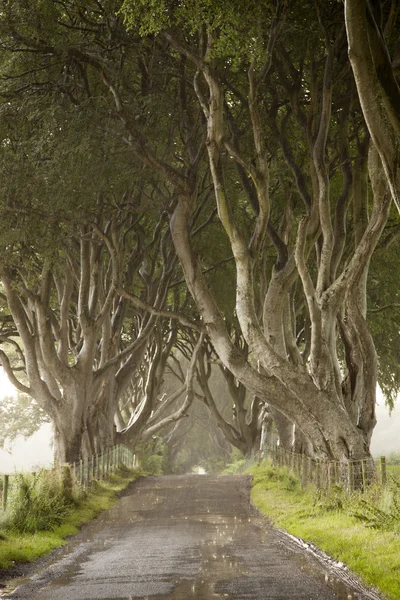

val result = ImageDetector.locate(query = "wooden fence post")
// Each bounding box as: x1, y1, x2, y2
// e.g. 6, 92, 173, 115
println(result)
361, 459, 367, 491
380, 457, 387, 487
2, 475, 9, 511
100, 453, 104, 480
316, 460, 320, 489
334, 462, 339, 486
301, 454, 307, 486
348, 461, 354, 493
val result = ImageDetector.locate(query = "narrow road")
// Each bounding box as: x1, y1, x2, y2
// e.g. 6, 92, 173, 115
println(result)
2, 475, 381, 600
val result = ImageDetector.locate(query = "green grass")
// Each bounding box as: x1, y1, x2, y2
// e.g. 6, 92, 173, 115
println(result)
387, 465, 400, 480
249, 461, 400, 600
0, 467, 142, 569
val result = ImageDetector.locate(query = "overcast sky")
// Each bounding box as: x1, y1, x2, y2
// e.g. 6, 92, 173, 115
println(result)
0, 369, 54, 472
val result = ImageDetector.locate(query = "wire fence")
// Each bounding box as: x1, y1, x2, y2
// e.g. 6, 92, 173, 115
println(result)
0, 443, 395, 510
266, 445, 388, 493
0, 444, 137, 511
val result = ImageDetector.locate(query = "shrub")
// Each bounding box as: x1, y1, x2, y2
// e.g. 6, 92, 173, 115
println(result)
251, 460, 300, 491
136, 437, 167, 475
223, 450, 247, 474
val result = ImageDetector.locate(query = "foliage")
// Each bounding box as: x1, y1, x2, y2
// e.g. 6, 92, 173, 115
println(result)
121, 0, 275, 65
368, 234, 400, 408
222, 448, 247, 474
136, 437, 168, 475
312, 485, 347, 512
250, 460, 300, 492
0, 393, 49, 450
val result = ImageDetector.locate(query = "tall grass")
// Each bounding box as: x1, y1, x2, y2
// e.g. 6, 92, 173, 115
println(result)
0, 465, 141, 569
351, 477, 400, 533
0, 469, 77, 534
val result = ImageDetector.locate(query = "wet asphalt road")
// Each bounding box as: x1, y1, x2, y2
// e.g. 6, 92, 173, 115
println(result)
1, 475, 382, 600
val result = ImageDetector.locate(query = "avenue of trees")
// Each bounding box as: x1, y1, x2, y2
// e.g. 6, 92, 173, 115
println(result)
1, 0, 400, 466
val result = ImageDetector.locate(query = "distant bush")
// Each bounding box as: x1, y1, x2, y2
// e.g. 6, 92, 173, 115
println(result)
223, 458, 246, 474
1, 469, 76, 533
223, 449, 247, 474
250, 460, 300, 492
136, 437, 167, 475
387, 451, 400, 466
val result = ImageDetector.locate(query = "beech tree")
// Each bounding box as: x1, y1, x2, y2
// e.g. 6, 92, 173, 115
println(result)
0, 201, 206, 462
0, 13, 208, 463
117, 0, 394, 461
345, 0, 400, 211
1, 0, 400, 464
196, 339, 265, 457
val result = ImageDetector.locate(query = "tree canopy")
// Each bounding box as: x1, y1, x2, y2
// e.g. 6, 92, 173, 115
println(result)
1, 0, 400, 464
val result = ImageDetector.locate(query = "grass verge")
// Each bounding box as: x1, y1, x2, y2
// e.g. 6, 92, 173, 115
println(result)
248, 461, 400, 600
0, 467, 142, 569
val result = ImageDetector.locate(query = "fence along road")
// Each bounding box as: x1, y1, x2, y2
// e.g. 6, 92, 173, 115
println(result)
268, 445, 388, 492
0, 443, 391, 512
0, 444, 136, 511
2, 474, 382, 600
